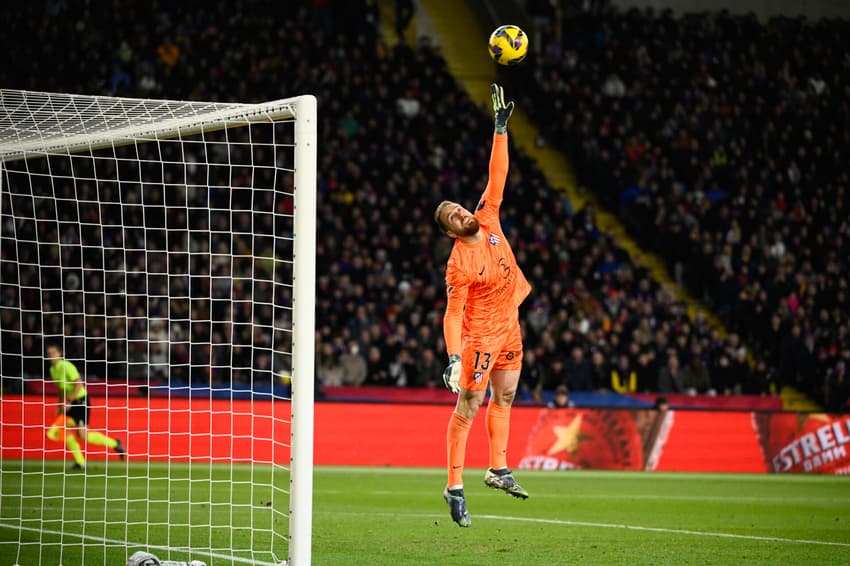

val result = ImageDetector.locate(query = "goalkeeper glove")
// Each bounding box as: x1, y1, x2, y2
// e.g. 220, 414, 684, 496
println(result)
491, 83, 514, 134
443, 354, 462, 394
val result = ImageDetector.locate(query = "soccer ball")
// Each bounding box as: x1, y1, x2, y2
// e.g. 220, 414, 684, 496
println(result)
488, 25, 529, 66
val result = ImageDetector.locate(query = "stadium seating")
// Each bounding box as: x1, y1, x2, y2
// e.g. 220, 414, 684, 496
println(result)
509, 5, 849, 409
2, 1, 835, 410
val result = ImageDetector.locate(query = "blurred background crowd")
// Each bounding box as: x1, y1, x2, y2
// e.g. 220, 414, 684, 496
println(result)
510, 3, 850, 407
0, 0, 847, 410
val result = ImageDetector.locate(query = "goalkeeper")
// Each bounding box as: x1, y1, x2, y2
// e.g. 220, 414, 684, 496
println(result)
433, 84, 532, 527
45, 343, 124, 469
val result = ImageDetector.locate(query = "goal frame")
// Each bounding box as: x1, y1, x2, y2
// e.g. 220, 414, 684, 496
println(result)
0, 91, 317, 566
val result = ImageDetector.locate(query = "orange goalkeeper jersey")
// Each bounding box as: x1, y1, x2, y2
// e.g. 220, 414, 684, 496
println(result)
443, 133, 531, 356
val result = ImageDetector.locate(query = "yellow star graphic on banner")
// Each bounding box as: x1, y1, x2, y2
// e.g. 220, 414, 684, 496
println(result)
546, 414, 591, 456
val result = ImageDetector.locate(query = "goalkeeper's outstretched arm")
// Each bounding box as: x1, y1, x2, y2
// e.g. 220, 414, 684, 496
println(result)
479, 84, 514, 213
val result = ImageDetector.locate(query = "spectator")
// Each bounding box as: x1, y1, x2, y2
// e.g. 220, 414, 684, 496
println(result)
565, 346, 593, 391
340, 342, 368, 386
389, 347, 417, 386
589, 349, 609, 391
610, 353, 637, 393
317, 343, 344, 387
156, 37, 180, 69
824, 361, 849, 412
712, 353, 736, 395
395, 0, 415, 43
745, 360, 776, 396
682, 350, 713, 396
779, 324, 805, 387
365, 345, 391, 386
548, 384, 575, 408
657, 354, 686, 394
413, 348, 443, 388
635, 349, 657, 393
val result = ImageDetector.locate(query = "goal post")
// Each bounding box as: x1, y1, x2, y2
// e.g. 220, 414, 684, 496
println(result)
289, 94, 316, 566
0, 89, 316, 566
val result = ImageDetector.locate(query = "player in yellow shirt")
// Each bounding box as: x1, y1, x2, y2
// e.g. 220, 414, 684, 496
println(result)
45, 343, 124, 470
434, 85, 531, 527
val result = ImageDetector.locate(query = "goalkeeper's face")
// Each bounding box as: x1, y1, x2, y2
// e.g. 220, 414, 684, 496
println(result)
440, 202, 480, 238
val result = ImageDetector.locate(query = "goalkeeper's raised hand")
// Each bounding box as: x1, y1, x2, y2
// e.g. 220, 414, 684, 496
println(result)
443, 354, 462, 394
491, 83, 514, 134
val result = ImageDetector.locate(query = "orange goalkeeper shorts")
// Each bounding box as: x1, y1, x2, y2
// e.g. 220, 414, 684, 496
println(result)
459, 317, 523, 391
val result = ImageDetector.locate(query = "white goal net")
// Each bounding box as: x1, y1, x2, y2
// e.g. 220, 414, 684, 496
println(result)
0, 90, 316, 566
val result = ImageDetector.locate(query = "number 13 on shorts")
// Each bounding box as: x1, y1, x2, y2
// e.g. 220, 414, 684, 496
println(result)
460, 348, 494, 390
473, 351, 492, 370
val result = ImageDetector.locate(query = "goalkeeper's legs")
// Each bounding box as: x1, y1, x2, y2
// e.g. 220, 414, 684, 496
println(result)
485, 401, 510, 470
444, 388, 484, 527
446, 412, 472, 488
484, 368, 529, 499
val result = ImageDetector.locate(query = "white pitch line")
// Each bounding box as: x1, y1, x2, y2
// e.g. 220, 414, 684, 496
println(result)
475, 514, 850, 548
313, 466, 848, 483
318, 510, 850, 549
0, 522, 281, 566
312, 488, 849, 505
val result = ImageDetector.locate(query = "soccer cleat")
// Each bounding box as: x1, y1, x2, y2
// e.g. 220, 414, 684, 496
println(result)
114, 439, 126, 461
484, 468, 529, 499
443, 488, 471, 527
70, 462, 86, 471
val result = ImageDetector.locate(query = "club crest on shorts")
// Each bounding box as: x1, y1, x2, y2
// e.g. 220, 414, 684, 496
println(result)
473, 371, 483, 383
489, 233, 501, 246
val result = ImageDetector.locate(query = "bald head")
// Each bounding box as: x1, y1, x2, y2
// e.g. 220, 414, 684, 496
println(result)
434, 200, 480, 238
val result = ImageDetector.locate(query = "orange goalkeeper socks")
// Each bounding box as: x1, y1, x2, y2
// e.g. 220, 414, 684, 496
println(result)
485, 402, 511, 471
446, 412, 472, 487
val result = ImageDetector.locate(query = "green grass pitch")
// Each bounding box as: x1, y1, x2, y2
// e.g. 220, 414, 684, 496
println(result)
2, 461, 849, 565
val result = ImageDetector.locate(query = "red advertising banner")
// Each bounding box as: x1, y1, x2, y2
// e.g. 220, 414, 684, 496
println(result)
518, 408, 672, 471
1, 395, 846, 474
754, 412, 850, 474
655, 410, 766, 473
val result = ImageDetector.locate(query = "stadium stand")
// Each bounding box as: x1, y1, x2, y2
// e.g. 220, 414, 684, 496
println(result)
0, 0, 822, 410
508, 3, 849, 410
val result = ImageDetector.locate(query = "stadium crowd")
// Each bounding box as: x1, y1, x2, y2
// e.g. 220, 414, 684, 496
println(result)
0, 1, 846, 409
515, 3, 850, 409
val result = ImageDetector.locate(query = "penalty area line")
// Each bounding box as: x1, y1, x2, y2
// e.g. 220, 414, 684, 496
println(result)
475, 514, 850, 548
0, 522, 281, 566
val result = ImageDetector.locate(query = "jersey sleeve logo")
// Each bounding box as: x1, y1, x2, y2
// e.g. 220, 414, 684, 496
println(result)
489, 233, 501, 246
476, 199, 486, 211
446, 285, 455, 296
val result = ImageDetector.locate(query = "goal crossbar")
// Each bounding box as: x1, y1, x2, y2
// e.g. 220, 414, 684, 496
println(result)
0, 89, 303, 162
